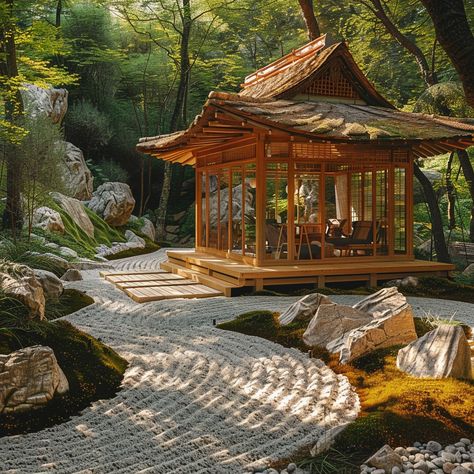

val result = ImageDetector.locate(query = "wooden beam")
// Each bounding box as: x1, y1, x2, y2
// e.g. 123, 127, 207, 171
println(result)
255, 133, 266, 265
195, 136, 256, 157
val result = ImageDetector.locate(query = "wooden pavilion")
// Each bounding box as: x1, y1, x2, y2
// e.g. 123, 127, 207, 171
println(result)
137, 35, 474, 295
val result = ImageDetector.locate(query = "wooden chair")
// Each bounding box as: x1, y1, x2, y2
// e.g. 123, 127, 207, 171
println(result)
326, 220, 378, 256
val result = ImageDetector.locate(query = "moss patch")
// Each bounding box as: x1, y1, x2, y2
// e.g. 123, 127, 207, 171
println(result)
44, 288, 95, 321
105, 240, 160, 261
219, 310, 474, 470
218, 310, 310, 351
0, 320, 127, 436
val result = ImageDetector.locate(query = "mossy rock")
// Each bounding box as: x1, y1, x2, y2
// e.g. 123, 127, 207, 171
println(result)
217, 310, 279, 338
0, 320, 127, 436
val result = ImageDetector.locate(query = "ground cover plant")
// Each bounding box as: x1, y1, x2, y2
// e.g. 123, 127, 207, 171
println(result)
218, 308, 474, 473
0, 290, 127, 437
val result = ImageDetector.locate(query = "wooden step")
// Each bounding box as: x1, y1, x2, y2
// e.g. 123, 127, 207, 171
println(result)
160, 261, 241, 297
124, 283, 222, 303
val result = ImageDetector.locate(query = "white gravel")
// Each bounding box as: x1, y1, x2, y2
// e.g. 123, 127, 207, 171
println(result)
1, 249, 472, 474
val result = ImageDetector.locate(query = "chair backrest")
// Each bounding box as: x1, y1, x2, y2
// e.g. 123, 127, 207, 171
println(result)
265, 223, 280, 247
351, 221, 373, 242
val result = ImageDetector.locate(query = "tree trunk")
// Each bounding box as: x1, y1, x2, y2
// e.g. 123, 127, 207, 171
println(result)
1, 0, 24, 235
155, 0, 192, 241
457, 149, 474, 242
366, 0, 437, 87
446, 152, 456, 229
414, 162, 451, 263
421, 0, 474, 108
55, 0, 62, 28
297, 0, 321, 41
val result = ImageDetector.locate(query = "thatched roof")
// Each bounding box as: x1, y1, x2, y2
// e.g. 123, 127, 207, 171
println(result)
137, 91, 474, 153
137, 36, 474, 164
239, 39, 392, 107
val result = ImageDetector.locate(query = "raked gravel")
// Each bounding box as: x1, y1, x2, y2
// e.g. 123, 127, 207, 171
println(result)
1, 250, 473, 474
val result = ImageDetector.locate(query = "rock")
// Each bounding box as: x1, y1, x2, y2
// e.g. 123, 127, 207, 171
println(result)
88, 182, 135, 226
32, 207, 64, 233
125, 230, 145, 247
33, 270, 63, 300
0, 269, 45, 320
128, 215, 156, 241
426, 441, 443, 453
41, 253, 70, 271
279, 293, 333, 325
62, 142, 93, 200
366, 445, 403, 472
451, 467, 470, 474
59, 246, 78, 259
0, 346, 68, 414
462, 263, 474, 277
21, 84, 68, 124
413, 460, 430, 473
60, 269, 83, 281
51, 192, 95, 237
385, 276, 419, 289
337, 304, 416, 363
397, 324, 472, 379
302, 303, 372, 348
353, 287, 410, 318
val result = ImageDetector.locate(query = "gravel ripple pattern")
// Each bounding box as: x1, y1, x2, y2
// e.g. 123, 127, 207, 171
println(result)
1, 250, 472, 474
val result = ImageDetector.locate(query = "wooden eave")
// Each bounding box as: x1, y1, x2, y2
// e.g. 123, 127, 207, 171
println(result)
137, 95, 474, 166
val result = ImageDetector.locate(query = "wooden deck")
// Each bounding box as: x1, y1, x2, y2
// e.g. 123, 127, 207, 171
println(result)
101, 270, 223, 302
161, 250, 455, 296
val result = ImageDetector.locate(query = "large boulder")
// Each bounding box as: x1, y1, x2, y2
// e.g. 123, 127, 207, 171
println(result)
128, 215, 156, 241
0, 345, 69, 414
125, 229, 145, 247
462, 263, 474, 277
279, 293, 332, 326
88, 182, 135, 226
51, 192, 95, 238
336, 303, 417, 363
397, 324, 472, 379
353, 286, 409, 318
32, 206, 64, 234
303, 303, 373, 348
62, 142, 93, 200
21, 84, 68, 124
0, 270, 45, 320
33, 269, 64, 300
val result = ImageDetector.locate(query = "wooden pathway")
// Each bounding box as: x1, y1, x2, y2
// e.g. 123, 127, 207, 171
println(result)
100, 270, 222, 302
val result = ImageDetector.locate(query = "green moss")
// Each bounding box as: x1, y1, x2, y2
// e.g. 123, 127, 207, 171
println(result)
0, 320, 127, 436
105, 241, 160, 260
84, 206, 125, 245
44, 288, 94, 320
401, 276, 474, 304
217, 310, 279, 338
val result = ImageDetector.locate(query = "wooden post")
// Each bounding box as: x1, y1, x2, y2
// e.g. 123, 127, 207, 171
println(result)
256, 133, 266, 265
195, 169, 202, 248
407, 151, 414, 258
287, 140, 295, 261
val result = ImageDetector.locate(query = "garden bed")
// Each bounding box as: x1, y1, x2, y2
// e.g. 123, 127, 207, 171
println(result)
218, 309, 474, 472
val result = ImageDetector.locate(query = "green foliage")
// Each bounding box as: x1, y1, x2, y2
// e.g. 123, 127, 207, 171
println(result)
65, 100, 112, 159
0, 239, 66, 276
298, 448, 360, 474
0, 319, 127, 436
96, 159, 129, 185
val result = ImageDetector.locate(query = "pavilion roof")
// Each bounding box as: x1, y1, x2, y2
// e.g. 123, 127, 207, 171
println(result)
239, 37, 392, 107
137, 92, 474, 162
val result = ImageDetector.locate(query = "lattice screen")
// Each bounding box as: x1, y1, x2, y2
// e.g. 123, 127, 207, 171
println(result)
304, 63, 360, 99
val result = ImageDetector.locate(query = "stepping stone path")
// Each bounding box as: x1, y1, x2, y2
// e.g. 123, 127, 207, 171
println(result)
1, 250, 473, 473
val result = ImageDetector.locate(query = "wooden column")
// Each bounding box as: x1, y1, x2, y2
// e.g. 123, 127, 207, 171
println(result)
287, 140, 295, 261
407, 151, 414, 258
255, 133, 266, 265
195, 168, 202, 248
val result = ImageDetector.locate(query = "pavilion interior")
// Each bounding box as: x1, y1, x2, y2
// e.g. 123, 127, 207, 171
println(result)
198, 140, 412, 265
